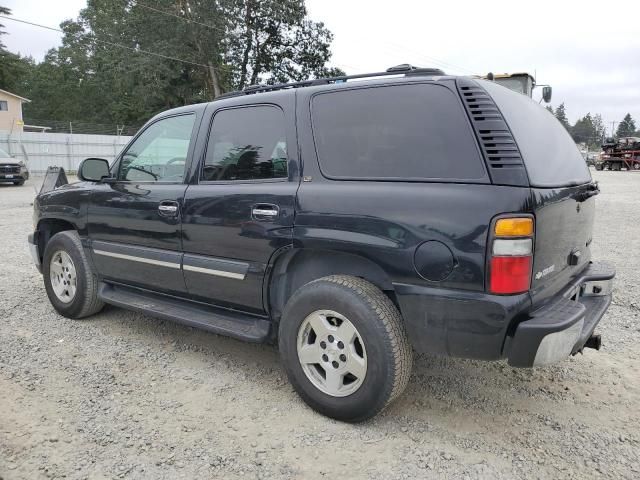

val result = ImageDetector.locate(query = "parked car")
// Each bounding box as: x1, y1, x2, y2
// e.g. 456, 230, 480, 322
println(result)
27, 66, 614, 422
0, 147, 29, 185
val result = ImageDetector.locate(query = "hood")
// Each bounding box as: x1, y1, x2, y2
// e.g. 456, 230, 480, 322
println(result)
0, 158, 21, 165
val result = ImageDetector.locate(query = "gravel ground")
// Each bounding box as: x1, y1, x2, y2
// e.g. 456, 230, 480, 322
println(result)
1, 171, 639, 480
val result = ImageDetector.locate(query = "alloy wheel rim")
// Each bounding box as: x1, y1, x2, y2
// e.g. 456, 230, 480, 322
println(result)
296, 309, 367, 397
49, 251, 77, 303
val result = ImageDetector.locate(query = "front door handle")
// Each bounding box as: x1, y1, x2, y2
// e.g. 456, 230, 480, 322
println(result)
252, 204, 279, 220
158, 201, 179, 217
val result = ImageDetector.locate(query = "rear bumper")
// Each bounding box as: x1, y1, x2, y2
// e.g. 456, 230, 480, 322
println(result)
395, 261, 614, 365
507, 261, 615, 367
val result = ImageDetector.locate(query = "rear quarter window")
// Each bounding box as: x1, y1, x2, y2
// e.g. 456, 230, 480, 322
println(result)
310, 83, 487, 182
479, 80, 591, 188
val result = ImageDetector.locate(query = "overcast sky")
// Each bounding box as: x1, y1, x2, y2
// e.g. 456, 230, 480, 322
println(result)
3, 0, 639, 132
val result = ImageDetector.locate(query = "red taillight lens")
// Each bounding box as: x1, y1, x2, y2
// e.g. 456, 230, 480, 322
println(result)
490, 256, 532, 294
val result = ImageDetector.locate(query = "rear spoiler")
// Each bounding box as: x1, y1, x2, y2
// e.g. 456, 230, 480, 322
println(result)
39, 166, 69, 196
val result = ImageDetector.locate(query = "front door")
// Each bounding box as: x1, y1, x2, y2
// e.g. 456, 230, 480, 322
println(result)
88, 112, 199, 295
181, 101, 298, 313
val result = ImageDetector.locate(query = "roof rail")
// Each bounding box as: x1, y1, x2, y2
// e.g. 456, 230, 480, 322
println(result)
216, 64, 447, 99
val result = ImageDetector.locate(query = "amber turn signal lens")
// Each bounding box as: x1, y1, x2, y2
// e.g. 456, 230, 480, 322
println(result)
494, 217, 533, 237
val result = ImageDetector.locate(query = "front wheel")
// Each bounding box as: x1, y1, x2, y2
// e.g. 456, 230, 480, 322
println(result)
43, 231, 104, 319
279, 275, 412, 422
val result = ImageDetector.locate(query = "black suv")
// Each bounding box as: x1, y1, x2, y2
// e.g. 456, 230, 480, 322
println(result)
28, 66, 614, 422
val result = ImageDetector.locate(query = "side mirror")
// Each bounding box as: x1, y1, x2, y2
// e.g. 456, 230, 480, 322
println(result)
78, 158, 111, 182
542, 86, 552, 103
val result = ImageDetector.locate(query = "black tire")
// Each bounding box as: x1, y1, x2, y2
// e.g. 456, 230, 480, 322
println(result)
279, 275, 412, 422
43, 231, 104, 319
595, 163, 603, 171
612, 162, 621, 171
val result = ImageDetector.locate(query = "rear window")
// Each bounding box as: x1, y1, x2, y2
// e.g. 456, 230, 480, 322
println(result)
311, 83, 486, 181
479, 80, 591, 188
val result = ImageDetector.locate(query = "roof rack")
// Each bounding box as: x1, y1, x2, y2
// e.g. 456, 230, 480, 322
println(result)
216, 64, 446, 99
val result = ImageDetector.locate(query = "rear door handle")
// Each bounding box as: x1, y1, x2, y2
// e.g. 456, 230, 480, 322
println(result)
252, 204, 279, 220
158, 201, 179, 217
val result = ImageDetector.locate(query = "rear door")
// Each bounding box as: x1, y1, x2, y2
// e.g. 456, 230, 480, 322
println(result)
481, 80, 596, 302
88, 112, 200, 295
181, 96, 298, 313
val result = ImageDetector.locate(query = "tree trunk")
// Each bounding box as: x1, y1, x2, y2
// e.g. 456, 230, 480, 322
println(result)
238, 1, 253, 90
208, 61, 221, 98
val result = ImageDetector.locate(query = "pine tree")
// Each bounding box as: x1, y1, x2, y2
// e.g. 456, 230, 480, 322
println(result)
554, 103, 571, 132
616, 113, 637, 138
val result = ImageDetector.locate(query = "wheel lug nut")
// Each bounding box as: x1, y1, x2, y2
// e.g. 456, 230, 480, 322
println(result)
339, 354, 346, 362
322, 354, 328, 362
331, 361, 339, 369
328, 335, 334, 343
320, 341, 327, 349
337, 341, 344, 349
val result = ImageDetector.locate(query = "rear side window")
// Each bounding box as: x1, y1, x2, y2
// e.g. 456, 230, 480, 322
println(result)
202, 106, 288, 181
480, 80, 591, 187
311, 83, 486, 181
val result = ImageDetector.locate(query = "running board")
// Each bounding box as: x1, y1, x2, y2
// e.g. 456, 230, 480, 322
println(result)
98, 282, 271, 343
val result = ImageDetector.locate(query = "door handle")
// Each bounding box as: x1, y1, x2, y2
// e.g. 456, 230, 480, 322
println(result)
158, 201, 179, 217
252, 204, 279, 219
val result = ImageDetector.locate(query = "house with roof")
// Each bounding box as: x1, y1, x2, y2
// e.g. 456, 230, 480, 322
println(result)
0, 89, 30, 133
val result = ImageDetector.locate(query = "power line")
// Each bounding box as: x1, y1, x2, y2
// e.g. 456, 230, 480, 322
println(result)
135, 2, 226, 33
133, 3, 473, 76
0, 15, 210, 68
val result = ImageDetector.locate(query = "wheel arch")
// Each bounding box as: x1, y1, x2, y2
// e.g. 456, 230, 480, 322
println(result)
36, 218, 79, 263
267, 248, 396, 322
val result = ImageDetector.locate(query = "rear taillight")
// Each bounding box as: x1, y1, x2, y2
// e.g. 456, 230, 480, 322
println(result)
489, 217, 534, 295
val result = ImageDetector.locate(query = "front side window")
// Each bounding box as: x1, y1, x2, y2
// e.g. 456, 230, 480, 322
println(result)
202, 106, 288, 181
119, 114, 195, 182
0, 101, 8, 111
311, 83, 486, 181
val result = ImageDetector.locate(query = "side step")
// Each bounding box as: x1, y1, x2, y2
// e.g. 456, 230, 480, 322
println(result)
98, 282, 272, 343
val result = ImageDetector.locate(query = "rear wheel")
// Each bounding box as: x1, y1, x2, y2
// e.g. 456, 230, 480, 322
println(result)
279, 275, 412, 422
633, 162, 640, 171
43, 231, 104, 319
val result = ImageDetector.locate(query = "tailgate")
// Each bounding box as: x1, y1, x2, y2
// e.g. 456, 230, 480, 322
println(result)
529, 183, 598, 304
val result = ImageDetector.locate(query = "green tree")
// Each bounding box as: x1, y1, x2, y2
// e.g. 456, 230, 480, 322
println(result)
572, 113, 595, 145
545, 105, 554, 114
554, 103, 571, 132
0, 6, 34, 94
20, 0, 343, 126
592, 114, 606, 145
616, 113, 637, 138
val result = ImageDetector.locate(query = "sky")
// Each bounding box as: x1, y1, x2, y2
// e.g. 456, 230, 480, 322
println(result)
2, 0, 639, 133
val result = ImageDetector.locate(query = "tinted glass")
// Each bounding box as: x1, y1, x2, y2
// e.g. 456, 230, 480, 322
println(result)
311, 84, 486, 181
203, 106, 288, 181
480, 80, 591, 187
119, 114, 195, 182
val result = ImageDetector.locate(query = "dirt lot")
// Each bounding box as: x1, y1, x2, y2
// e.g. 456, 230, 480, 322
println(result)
0, 171, 638, 480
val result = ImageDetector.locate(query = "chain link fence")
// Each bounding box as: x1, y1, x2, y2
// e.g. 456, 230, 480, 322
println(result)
23, 118, 142, 136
